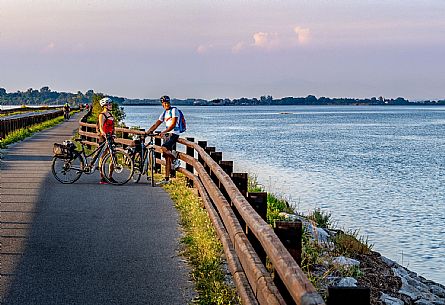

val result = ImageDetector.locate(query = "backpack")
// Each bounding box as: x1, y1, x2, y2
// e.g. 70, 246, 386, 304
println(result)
163, 107, 186, 133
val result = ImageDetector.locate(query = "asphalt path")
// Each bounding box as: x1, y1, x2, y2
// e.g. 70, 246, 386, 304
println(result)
0, 113, 194, 305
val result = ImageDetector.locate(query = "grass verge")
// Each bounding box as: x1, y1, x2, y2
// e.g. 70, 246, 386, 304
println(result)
162, 175, 240, 305
0, 116, 65, 149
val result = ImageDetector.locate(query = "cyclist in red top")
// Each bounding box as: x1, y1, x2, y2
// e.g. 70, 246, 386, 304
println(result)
98, 97, 116, 184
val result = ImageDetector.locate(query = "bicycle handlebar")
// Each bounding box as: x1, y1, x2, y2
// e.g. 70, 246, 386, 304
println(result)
145, 131, 161, 137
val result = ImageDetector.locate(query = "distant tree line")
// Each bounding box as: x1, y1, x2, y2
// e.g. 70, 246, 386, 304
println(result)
0, 87, 125, 106
1, 87, 444, 106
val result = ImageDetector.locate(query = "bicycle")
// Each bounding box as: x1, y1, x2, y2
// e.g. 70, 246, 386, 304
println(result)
125, 132, 159, 186
51, 134, 134, 185
63, 110, 70, 120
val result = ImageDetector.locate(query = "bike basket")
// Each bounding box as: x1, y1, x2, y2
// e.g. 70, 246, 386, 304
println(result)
53, 142, 75, 158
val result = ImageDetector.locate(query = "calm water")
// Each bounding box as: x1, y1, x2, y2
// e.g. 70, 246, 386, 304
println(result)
123, 105, 445, 285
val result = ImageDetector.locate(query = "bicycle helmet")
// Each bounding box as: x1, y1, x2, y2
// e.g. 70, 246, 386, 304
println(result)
99, 97, 112, 107
160, 95, 170, 104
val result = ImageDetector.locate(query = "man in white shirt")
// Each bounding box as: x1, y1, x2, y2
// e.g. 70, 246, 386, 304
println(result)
147, 95, 181, 185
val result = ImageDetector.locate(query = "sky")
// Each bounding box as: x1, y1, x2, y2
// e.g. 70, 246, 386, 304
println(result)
1, 0, 444, 101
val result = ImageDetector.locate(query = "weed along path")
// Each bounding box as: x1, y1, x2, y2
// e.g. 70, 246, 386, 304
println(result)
0, 113, 194, 305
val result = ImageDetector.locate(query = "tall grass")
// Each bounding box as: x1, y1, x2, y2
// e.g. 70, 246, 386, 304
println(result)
162, 175, 240, 305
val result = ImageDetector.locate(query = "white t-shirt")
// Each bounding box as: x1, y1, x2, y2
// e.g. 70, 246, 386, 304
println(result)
159, 107, 180, 135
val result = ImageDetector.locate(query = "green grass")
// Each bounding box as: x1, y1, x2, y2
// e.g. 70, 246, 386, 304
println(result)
307, 208, 332, 228
162, 175, 240, 305
0, 116, 65, 148
332, 229, 373, 256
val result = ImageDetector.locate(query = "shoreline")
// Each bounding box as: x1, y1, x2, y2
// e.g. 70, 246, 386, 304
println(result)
279, 211, 445, 304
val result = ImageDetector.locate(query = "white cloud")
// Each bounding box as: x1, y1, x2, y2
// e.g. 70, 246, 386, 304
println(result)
294, 26, 310, 44
41, 42, 56, 53
232, 25, 310, 53
196, 45, 208, 54
196, 44, 216, 54
231, 42, 245, 53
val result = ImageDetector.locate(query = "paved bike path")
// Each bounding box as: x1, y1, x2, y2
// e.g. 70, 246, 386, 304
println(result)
0, 113, 194, 305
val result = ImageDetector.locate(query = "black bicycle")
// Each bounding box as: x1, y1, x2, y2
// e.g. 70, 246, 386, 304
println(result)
52, 134, 134, 185
63, 110, 70, 120
126, 132, 159, 186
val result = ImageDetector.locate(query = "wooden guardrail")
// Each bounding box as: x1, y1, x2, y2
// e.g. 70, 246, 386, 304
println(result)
0, 109, 64, 139
0, 105, 63, 115
77, 111, 326, 305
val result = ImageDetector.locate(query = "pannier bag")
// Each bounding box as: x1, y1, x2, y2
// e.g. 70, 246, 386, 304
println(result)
53, 140, 76, 158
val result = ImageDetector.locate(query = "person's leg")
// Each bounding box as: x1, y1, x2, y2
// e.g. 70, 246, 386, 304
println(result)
160, 134, 179, 182
99, 146, 108, 183
162, 147, 172, 181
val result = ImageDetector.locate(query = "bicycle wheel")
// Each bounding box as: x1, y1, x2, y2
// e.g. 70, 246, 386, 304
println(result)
51, 153, 84, 184
132, 153, 142, 183
101, 150, 134, 185
148, 149, 156, 187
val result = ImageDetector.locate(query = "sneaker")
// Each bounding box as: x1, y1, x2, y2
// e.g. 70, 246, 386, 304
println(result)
157, 179, 171, 186
172, 159, 181, 170
99, 178, 108, 185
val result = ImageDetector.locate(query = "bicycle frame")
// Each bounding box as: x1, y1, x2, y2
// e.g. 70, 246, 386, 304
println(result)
76, 136, 113, 174
127, 133, 157, 185
52, 134, 134, 185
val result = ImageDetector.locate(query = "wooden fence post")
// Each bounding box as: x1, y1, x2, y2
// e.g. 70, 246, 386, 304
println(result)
230, 172, 248, 228
204, 146, 215, 174
185, 137, 195, 187
197, 140, 207, 166
273, 220, 303, 305
210, 151, 222, 184
219, 160, 233, 176
274, 220, 302, 266
219, 161, 233, 201
231, 173, 248, 197
246, 192, 268, 265
327, 287, 370, 305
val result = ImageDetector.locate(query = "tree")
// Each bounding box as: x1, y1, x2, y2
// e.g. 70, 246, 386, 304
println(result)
90, 93, 126, 125
40, 86, 50, 93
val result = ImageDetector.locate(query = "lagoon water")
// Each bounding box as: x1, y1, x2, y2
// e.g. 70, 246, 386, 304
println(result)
123, 105, 445, 285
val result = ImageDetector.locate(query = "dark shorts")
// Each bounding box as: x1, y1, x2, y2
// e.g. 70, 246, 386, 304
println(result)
162, 134, 179, 150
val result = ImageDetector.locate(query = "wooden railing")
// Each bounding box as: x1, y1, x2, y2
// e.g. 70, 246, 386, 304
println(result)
78, 111, 326, 305
0, 109, 63, 139
0, 105, 63, 115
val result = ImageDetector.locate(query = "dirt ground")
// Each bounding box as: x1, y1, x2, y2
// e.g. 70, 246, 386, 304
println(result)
355, 251, 403, 305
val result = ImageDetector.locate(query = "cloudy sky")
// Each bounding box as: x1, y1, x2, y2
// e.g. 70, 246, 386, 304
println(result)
1, 0, 444, 100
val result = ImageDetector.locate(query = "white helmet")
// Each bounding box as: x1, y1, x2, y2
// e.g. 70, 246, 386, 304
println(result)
99, 97, 112, 107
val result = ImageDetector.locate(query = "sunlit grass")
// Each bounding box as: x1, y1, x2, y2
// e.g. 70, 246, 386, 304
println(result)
162, 175, 240, 305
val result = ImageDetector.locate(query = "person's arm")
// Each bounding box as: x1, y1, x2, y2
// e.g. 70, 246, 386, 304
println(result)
98, 113, 106, 136
147, 120, 162, 134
